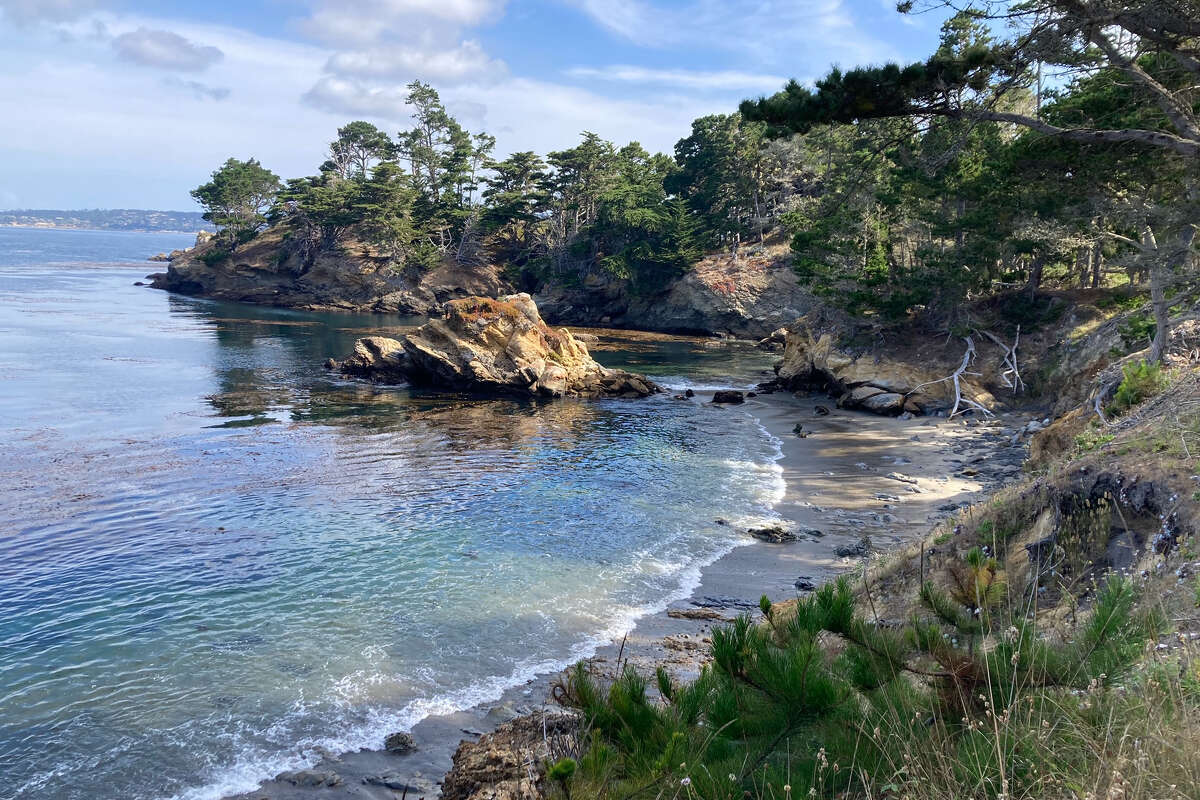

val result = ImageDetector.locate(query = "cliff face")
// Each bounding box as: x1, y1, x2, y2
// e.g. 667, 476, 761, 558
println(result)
151, 231, 812, 338
150, 229, 510, 315
535, 246, 814, 339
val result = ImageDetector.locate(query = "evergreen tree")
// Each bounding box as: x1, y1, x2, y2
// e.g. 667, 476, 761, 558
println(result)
190, 157, 281, 246
322, 121, 393, 181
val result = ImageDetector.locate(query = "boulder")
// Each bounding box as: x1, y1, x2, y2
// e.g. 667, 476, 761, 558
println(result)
442, 713, 580, 800
384, 731, 416, 754
747, 524, 796, 543
338, 336, 411, 383
335, 294, 659, 399
859, 391, 906, 414
834, 535, 872, 558
712, 390, 745, 404
276, 769, 342, 788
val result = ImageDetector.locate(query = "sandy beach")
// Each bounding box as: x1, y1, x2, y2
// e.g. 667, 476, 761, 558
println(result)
228, 388, 1031, 800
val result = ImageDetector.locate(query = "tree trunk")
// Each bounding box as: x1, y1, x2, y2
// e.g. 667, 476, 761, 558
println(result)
1026, 253, 1045, 296
1149, 226, 1197, 363
1090, 241, 1103, 288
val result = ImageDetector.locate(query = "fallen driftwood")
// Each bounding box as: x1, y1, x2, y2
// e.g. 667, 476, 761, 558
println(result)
907, 336, 994, 418
982, 326, 1025, 394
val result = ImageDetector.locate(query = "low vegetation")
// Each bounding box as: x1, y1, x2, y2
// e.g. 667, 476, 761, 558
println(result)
1109, 360, 1169, 415
551, 573, 1192, 800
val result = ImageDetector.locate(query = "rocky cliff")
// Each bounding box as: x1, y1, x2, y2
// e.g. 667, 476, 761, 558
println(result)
150, 229, 509, 315
151, 231, 812, 338
534, 245, 814, 339
334, 293, 660, 398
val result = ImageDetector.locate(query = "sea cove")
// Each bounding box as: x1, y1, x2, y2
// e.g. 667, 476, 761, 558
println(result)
0, 228, 785, 799
8, 3, 1200, 796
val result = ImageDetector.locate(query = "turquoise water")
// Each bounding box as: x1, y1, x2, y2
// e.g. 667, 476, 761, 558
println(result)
0, 227, 783, 800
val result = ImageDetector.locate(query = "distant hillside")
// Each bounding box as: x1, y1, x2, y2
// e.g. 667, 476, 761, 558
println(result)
0, 209, 213, 233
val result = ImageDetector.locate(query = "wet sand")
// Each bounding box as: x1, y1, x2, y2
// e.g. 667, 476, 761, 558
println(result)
227, 389, 1030, 800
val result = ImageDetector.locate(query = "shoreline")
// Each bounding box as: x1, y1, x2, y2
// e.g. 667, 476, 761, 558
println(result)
225, 389, 1030, 800
1, 223, 209, 235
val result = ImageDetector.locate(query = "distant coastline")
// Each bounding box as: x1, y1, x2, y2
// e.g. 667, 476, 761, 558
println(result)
0, 209, 213, 234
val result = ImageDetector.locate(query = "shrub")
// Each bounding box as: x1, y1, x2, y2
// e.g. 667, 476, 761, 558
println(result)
1118, 313, 1156, 349
1109, 360, 1167, 415
555, 559, 1169, 800
199, 247, 231, 267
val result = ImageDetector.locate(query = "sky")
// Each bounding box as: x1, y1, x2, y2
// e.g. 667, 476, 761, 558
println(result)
0, 0, 952, 210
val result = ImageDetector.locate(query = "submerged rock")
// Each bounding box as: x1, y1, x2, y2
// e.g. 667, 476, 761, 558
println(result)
334, 294, 659, 399
276, 769, 342, 788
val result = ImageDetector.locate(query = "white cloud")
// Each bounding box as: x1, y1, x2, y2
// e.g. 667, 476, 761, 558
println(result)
163, 77, 231, 101
296, 0, 509, 121
296, 0, 506, 47
571, 0, 892, 68
326, 39, 505, 85
302, 76, 411, 118
0, 0, 99, 26
112, 27, 224, 72
566, 65, 786, 92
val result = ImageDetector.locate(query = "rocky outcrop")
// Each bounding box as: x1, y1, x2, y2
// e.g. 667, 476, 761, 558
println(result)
535, 246, 813, 338
768, 310, 998, 416
152, 227, 811, 337
151, 228, 510, 315
442, 713, 580, 800
334, 293, 660, 398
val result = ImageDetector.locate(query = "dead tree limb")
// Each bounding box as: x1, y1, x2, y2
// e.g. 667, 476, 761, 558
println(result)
909, 336, 994, 418
981, 326, 1025, 394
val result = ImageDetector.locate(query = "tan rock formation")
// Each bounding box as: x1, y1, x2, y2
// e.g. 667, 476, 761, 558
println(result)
336, 293, 660, 398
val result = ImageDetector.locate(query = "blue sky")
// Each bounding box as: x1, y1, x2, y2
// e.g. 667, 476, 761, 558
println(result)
0, 0, 951, 209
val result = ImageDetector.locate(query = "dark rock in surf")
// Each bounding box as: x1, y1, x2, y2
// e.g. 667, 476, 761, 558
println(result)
384, 731, 416, 754
712, 390, 745, 404
794, 577, 818, 592
747, 525, 796, 543
276, 769, 342, 788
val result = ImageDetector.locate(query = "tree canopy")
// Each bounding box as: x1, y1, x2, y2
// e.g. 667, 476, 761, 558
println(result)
190, 157, 281, 245
193, 16, 1200, 358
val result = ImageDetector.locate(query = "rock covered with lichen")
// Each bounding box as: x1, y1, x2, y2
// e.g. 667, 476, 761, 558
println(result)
334, 293, 660, 398
441, 713, 580, 800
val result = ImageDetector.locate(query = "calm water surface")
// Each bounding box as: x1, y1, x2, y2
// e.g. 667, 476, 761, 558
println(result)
0, 227, 782, 799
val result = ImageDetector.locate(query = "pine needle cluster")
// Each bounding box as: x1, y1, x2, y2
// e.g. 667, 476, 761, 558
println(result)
553, 549, 1190, 800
